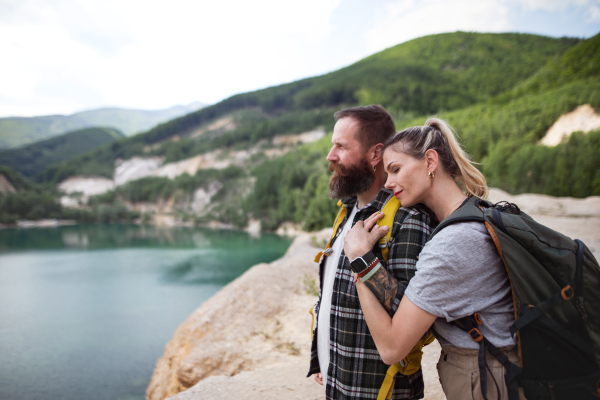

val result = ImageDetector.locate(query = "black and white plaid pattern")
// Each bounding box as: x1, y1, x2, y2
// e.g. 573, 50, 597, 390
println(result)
308, 188, 437, 400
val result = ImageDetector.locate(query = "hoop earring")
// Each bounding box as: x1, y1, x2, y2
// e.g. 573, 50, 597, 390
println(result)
372, 165, 376, 172
428, 170, 434, 180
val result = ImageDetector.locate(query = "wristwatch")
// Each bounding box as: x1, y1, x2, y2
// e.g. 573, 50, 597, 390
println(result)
350, 251, 378, 275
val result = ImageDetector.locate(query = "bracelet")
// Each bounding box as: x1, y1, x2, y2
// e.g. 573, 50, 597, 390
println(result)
360, 262, 381, 282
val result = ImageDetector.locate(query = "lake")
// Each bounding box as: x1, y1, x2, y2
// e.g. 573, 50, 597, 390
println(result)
0, 224, 292, 400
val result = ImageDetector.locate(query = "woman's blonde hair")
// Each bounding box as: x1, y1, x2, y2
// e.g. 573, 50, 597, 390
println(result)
383, 117, 489, 199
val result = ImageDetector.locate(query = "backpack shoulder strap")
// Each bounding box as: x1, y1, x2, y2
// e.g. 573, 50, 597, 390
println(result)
376, 195, 401, 263
429, 197, 489, 240
314, 200, 347, 263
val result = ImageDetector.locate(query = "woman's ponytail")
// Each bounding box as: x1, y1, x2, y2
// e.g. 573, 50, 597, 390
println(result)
424, 118, 488, 199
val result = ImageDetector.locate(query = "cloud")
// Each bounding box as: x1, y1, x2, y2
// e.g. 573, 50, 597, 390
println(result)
0, 0, 343, 116
365, 0, 511, 54
0, 0, 597, 117
517, 0, 598, 11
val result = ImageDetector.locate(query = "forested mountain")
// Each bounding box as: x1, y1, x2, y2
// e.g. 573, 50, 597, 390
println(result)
0, 102, 204, 150
0, 127, 125, 179
2, 31, 599, 229
40, 32, 579, 184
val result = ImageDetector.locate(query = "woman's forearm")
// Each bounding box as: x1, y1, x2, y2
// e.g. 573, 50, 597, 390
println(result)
355, 279, 437, 365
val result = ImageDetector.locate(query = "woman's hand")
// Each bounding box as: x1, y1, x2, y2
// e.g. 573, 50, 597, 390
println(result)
344, 211, 388, 261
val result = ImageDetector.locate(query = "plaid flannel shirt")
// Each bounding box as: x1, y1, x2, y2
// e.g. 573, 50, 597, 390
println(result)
308, 188, 437, 400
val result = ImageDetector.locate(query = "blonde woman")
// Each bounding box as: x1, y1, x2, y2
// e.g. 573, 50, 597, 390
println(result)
343, 118, 524, 400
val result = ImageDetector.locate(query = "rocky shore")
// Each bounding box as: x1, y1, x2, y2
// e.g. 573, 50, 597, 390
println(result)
147, 190, 600, 400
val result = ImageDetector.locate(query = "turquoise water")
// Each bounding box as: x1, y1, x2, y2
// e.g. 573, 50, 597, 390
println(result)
0, 224, 292, 400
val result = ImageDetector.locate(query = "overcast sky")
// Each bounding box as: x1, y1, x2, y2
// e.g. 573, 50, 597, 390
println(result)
0, 0, 599, 117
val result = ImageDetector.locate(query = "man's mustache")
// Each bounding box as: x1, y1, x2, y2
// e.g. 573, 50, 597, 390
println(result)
328, 161, 347, 174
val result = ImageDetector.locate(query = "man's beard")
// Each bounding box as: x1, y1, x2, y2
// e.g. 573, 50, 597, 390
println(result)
328, 158, 375, 199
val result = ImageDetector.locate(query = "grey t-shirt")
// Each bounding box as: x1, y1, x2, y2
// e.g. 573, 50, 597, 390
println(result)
404, 222, 516, 349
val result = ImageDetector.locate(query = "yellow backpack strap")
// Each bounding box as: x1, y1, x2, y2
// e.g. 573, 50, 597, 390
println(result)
314, 200, 347, 263
377, 363, 401, 400
375, 195, 436, 398
376, 195, 401, 263
309, 302, 317, 340
378, 333, 436, 399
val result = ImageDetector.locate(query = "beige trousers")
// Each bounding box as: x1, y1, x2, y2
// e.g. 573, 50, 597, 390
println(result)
437, 344, 526, 400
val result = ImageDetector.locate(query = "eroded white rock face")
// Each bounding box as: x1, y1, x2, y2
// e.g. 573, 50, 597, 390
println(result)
541, 104, 600, 146
191, 182, 223, 213
114, 156, 164, 186
271, 127, 325, 146
189, 116, 236, 139
57, 176, 116, 207
58, 176, 115, 196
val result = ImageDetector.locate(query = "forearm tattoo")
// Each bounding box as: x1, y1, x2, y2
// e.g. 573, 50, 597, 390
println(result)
363, 266, 400, 313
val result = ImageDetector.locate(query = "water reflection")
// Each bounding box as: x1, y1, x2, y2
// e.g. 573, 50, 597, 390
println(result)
62, 231, 89, 247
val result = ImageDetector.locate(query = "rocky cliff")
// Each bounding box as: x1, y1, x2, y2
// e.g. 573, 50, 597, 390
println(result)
146, 229, 333, 400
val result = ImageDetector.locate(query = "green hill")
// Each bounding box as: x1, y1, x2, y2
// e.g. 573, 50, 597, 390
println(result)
0, 127, 125, 179
0, 102, 204, 150
41, 32, 579, 184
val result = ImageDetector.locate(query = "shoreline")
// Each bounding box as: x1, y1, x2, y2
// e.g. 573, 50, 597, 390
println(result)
0, 218, 302, 238
0, 219, 78, 229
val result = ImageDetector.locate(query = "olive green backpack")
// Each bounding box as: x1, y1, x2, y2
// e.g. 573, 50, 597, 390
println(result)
429, 197, 600, 400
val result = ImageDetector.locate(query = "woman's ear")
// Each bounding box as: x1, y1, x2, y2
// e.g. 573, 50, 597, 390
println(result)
424, 149, 439, 173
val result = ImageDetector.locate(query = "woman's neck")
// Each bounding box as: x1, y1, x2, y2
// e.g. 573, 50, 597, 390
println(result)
423, 177, 468, 223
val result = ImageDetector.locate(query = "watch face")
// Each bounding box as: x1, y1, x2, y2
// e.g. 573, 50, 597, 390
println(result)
350, 257, 369, 274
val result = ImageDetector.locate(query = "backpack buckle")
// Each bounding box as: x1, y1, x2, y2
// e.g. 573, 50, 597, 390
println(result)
378, 236, 388, 248
468, 328, 483, 342
561, 285, 574, 300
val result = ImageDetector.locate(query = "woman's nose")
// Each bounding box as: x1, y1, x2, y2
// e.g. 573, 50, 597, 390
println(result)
384, 177, 394, 190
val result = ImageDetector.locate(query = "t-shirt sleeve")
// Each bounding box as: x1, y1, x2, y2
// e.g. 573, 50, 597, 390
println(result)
404, 222, 503, 322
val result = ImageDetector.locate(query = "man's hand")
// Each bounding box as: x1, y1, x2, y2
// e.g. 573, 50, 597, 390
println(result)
344, 211, 388, 260
314, 373, 323, 386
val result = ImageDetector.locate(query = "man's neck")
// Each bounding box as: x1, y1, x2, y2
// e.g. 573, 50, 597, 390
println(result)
356, 172, 386, 209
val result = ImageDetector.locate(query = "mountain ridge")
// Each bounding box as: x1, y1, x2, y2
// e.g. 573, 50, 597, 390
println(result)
0, 127, 125, 179
0, 102, 205, 150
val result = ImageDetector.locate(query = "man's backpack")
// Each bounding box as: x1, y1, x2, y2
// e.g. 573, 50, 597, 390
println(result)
429, 197, 600, 400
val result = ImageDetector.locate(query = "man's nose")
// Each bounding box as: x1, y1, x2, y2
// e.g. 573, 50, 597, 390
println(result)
326, 147, 337, 162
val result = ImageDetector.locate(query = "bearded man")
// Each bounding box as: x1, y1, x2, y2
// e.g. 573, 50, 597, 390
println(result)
307, 105, 437, 399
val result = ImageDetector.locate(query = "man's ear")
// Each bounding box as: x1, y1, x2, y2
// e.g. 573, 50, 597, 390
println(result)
370, 143, 384, 165
424, 149, 439, 173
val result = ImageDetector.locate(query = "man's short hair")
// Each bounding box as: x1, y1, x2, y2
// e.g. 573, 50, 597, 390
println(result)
334, 105, 396, 151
